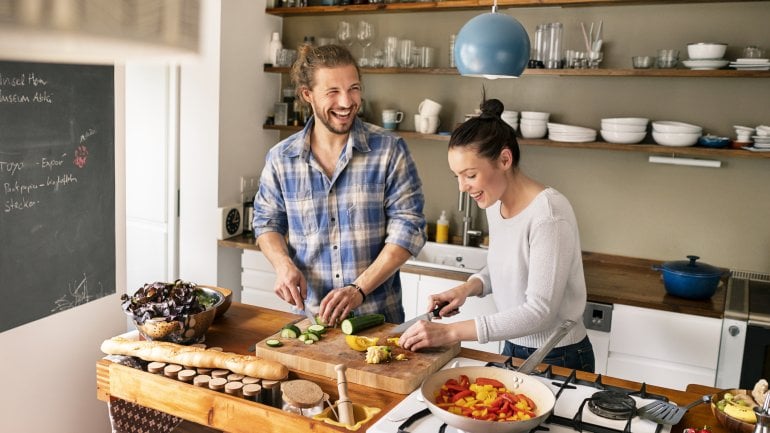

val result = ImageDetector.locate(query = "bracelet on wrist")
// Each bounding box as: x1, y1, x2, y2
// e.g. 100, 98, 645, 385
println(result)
346, 283, 366, 302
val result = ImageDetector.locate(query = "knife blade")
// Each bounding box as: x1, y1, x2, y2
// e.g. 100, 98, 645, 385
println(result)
392, 302, 453, 334
302, 293, 318, 326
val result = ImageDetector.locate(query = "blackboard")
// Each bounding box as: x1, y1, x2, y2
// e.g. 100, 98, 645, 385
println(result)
0, 61, 115, 333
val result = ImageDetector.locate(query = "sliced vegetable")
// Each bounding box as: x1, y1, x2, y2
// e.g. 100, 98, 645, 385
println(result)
304, 332, 320, 342
341, 314, 385, 335
345, 335, 380, 352
298, 333, 308, 342
266, 339, 283, 347
280, 324, 301, 339
303, 338, 315, 345
308, 324, 327, 335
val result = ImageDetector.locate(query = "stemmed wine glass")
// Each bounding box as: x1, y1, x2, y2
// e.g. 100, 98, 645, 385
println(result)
356, 20, 375, 67
336, 21, 354, 48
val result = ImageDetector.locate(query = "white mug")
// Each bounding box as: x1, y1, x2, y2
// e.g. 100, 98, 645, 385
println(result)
382, 109, 404, 130
417, 98, 442, 116
415, 114, 439, 134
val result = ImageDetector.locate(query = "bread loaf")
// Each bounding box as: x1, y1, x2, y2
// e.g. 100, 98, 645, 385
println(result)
101, 337, 288, 380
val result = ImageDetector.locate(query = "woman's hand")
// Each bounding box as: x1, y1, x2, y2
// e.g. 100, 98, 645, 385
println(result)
399, 320, 457, 352
427, 279, 481, 319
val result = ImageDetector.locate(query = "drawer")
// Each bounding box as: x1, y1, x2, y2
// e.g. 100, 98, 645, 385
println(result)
241, 250, 274, 272
241, 269, 276, 292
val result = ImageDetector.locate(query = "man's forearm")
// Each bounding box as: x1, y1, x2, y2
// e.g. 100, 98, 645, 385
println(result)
351, 243, 412, 296
256, 232, 294, 272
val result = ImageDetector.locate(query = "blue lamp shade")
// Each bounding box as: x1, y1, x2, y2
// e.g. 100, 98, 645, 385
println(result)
454, 12, 531, 79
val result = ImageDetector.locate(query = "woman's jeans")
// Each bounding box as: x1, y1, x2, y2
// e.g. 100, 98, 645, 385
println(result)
502, 335, 596, 373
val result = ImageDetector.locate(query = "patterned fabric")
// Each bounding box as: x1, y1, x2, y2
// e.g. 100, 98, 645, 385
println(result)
253, 117, 426, 323
108, 398, 182, 433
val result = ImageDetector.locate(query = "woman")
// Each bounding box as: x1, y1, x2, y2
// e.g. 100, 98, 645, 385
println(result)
398, 98, 595, 372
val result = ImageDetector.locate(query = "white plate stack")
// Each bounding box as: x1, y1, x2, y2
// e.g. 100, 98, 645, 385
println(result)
753, 125, 770, 148
651, 121, 703, 147
501, 110, 519, 131
600, 118, 649, 144
547, 123, 597, 143
729, 58, 770, 71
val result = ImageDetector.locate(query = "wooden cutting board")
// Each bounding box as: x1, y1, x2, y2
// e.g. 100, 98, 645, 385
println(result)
254, 319, 460, 394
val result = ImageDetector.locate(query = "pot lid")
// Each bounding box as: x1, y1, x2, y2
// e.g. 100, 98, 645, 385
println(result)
662, 255, 722, 277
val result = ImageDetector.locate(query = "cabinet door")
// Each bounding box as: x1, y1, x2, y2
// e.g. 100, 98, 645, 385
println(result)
241, 250, 287, 310
586, 329, 610, 375
416, 275, 500, 354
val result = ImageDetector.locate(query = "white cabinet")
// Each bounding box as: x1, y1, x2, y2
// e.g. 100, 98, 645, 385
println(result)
401, 272, 500, 354
606, 304, 721, 391
241, 250, 292, 313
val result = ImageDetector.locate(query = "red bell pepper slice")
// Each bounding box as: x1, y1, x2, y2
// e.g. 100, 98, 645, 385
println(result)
459, 374, 470, 388
475, 377, 506, 388
451, 389, 474, 403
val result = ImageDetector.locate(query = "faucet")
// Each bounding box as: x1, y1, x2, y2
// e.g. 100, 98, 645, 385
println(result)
458, 191, 482, 246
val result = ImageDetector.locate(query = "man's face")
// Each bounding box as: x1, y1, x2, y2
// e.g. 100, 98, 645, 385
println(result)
301, 64, 361, 135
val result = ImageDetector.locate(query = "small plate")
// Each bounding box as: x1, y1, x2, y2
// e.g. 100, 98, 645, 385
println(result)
682, 59, 729, 70
742, 146, 770, 152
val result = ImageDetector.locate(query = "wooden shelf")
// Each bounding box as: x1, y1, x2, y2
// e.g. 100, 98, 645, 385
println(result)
267, 0, 761, 16
263, 124, 770, 160
264, 65, 770, 78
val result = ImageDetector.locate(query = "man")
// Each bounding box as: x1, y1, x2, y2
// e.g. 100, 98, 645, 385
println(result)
253, 44, 426, 326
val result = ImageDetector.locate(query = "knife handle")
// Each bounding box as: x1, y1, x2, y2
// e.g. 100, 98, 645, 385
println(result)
431, 301, 456, 318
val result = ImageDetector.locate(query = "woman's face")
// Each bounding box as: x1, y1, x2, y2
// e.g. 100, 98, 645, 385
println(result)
448, 146, 512, 209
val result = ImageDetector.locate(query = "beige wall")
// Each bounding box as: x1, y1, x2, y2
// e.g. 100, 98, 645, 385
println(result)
278, 2, 770, 272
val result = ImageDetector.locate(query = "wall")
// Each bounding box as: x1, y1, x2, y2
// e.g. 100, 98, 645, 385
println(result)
0, 67, 127, 433
279, 2, 770, 272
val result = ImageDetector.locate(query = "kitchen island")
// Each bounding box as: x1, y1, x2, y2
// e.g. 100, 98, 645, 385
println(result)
96, 302, 729, 433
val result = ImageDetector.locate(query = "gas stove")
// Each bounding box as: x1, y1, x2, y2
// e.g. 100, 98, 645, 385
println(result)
368, 357, 673, 433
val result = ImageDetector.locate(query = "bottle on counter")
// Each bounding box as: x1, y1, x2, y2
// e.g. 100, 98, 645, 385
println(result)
436, 210, 449, 244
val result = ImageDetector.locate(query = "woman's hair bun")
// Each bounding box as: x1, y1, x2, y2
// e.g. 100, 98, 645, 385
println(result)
479, 98, 504, 119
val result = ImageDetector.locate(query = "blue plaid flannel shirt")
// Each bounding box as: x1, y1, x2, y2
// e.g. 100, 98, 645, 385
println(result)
253, 117, 426, 323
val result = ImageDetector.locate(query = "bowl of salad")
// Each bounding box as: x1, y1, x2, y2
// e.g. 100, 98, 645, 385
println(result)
121, 280, 224, 344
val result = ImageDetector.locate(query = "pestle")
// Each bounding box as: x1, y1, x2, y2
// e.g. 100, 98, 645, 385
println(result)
334, 364, 355, 426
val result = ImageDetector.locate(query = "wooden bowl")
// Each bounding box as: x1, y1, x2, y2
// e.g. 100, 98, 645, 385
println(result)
710, 389, 756, 433
201, 285, 232, 318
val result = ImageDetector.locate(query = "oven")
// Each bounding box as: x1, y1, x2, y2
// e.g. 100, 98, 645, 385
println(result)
717, 271, 770, 390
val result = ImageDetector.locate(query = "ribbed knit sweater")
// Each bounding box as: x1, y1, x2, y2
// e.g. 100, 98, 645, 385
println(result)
472, 187, 588, 348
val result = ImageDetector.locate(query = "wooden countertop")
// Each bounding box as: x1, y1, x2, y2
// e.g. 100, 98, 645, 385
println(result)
97, 303, 728, 433
220, 234, 726, 319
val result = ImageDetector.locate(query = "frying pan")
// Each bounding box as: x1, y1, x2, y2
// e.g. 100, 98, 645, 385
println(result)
419, 320, 576, 433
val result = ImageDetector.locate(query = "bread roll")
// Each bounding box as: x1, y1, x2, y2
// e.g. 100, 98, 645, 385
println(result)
101, 337, 288, 380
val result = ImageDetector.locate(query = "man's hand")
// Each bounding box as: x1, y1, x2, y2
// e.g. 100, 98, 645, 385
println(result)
319, 284, 362, 327
273, 261, 307, 309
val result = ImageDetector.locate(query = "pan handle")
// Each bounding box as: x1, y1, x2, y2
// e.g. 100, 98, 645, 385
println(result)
517, 319, 577, 375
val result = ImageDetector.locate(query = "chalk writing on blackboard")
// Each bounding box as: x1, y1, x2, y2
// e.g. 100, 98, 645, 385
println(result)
0, 61, 115, 333
51, 273, 106, 313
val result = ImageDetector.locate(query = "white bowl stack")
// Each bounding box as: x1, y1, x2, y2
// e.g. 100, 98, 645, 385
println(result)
547, 122, 597, 143
682, 43, 729, 70
520, 111, 550, 138
652, 121, 703, 147
600, 117, 649, 144
753, 125, 770, 149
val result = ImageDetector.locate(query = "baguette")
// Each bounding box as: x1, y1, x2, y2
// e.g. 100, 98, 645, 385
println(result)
101, 337, 288, 380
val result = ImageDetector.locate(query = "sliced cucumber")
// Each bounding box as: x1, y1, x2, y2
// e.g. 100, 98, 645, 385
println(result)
266, 339, 283, 347
304, 332, 320, 342
308, 324, 327, 335
303, 338, 315, 345
280, 324, 301, 339
298, 333, 308, 342
341, 314, 385, 335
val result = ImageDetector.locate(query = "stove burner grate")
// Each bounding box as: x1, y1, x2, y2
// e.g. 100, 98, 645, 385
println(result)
587, 391, 637, 420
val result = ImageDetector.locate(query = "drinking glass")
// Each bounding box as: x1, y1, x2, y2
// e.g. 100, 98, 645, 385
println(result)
336, 21, 354, 48
356, 20, 375, 66
398, 39, 415, 68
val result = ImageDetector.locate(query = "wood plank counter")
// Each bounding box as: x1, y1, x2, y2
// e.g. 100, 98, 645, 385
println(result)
220, 234, 726, 319
97, 303, 729, 433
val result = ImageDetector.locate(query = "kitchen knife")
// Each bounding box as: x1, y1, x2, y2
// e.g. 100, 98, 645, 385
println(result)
392, 302, 454, 334
302, 292, 318, 326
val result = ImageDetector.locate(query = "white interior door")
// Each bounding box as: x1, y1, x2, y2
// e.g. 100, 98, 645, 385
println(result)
125, 63, 179, 293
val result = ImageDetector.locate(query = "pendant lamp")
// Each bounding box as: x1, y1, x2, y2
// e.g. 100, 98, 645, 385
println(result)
454, 1, 531, 79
